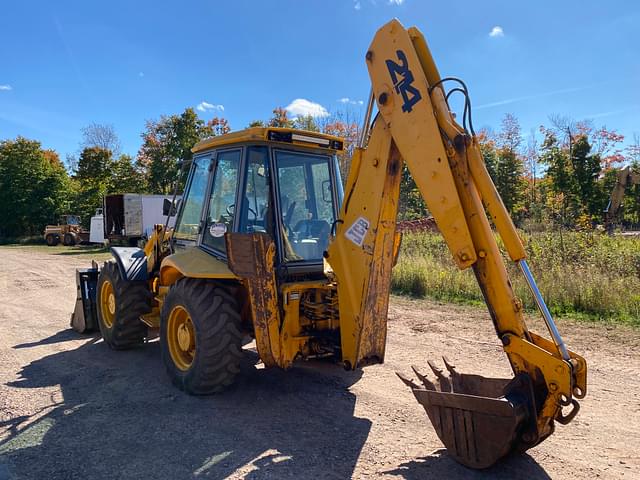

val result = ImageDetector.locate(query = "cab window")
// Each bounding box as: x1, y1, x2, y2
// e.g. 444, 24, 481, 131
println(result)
202, 150, 241, 252
239, 146, 271, 234
174, 155, 211, 242
275, 150, 336, 262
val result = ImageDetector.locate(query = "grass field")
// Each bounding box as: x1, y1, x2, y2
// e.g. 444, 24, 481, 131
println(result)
392, 231, 640, 326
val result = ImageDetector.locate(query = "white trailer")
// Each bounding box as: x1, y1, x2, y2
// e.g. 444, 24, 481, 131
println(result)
101, 194, 179, 245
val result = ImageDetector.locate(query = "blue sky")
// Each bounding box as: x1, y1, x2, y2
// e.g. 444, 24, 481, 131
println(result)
1, 0, 638, 163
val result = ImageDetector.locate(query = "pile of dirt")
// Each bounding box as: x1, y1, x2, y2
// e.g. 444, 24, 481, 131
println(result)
397, 217, 438, 233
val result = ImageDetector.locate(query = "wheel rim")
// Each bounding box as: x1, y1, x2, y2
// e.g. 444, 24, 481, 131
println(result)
167, 305, 196, 371
100, 280, 116, 329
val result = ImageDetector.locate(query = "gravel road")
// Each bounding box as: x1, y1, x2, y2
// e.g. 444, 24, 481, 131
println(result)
0, 246, 638, 479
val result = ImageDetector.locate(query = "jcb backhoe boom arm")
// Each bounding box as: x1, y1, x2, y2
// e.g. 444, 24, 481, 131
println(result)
325, 19, 586, 468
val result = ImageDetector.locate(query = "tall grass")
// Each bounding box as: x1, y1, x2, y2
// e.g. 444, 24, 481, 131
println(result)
392, 231, 640, 326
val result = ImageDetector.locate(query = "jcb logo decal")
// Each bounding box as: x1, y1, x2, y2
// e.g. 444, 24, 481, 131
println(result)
385, 50, 422, 113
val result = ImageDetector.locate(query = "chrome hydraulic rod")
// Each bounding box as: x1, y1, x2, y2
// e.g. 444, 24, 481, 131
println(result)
357, 89, 375, 149
518, 260, 570, 361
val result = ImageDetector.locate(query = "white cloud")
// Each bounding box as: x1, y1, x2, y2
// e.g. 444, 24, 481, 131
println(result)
388, 0, 404, 4
0, 85, 12, 91
196, 101, 225, 112
338, 97, 364, 105
285, 98, 329, 118
354, 1, 361, 10
489, 26, 504, 38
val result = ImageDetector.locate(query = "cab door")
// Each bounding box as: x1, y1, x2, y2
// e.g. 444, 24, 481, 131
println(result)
201, 149, 242, 254
173, 154, 212, 248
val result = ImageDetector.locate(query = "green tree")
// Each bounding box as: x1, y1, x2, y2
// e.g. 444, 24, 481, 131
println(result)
540, 130, 578, 226
137, 108, 223, 194
0, 137, 70, 237
398, 165, 428, 220
478, 130, 498, 180
110, 154, 146, 194
74, 147, 113, 226
293, 115, 320, 132
493, 114, 525, 217
570, 135, 602, 218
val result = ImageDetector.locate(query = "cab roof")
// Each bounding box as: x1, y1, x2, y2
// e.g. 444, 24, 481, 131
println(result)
192, 127, 345, 154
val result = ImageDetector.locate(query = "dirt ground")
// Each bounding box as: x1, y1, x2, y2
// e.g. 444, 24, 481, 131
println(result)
0, 246, 638, 480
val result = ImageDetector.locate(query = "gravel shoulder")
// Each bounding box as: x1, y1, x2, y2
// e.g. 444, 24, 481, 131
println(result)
0, 246, 638, 479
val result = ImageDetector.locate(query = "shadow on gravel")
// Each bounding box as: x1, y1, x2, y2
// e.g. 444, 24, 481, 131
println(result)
12, 330, 80, 349
0, 330, 370, 479
54, 247, 109, 256
384, 449, 551, 479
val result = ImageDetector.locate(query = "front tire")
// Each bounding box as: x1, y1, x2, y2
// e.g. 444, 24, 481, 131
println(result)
46, 234, 59, 246
160, 278, 243, 395
96, 261, 151, 349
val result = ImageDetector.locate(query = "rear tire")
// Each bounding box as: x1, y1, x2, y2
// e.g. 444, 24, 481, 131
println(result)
160, 278, 243, 395
63, 232, 77, 246
96, 261, 151, 349
46, 234, 59, 246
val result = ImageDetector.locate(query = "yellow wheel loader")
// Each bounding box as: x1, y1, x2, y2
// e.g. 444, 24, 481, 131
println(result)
44, 214, 89, 246
74, 19, 587, 469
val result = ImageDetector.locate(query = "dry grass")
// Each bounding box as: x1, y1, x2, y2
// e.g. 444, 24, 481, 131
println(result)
392, 231, 640, 326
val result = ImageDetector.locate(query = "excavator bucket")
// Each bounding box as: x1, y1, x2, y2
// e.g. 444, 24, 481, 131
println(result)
398, 358, 535, 469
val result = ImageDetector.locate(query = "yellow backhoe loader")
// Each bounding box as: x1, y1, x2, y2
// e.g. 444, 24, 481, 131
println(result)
73, 19, 587, 469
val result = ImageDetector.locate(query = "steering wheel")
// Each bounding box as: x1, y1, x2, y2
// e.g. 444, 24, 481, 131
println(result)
226, 204, 257, 219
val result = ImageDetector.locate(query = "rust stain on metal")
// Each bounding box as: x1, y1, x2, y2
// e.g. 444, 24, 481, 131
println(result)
226, 232, 280, 367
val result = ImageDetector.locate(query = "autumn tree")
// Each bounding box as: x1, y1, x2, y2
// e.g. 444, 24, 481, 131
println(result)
268, 107, 294, 128
0, 137, 70, 237
207, 117, 231, 136
626, 133, 640, 164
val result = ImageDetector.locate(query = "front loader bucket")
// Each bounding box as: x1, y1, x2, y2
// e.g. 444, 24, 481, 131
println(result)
398, 359, 533, 469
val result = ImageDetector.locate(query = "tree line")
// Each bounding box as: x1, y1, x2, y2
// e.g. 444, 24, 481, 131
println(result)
0, 107, 358, 238
481, 114, 640, 231
399, 113, 640, 230
0, 106, 637, 239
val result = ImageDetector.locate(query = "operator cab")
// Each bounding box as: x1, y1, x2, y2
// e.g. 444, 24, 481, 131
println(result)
62, 215, 81, 225
172, 127, 345, 277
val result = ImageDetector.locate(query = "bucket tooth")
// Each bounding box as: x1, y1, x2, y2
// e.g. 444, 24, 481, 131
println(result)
400, 360, 532, 469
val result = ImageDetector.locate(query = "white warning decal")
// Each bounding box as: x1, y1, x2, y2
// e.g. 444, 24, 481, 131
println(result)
209, 223, 227, 237
345, 217, 370, 247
